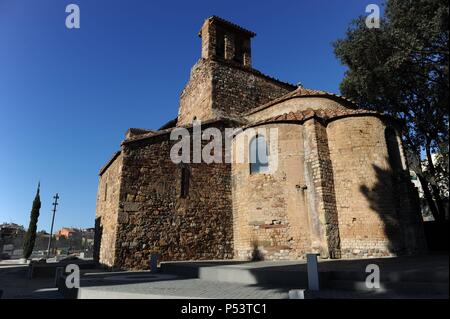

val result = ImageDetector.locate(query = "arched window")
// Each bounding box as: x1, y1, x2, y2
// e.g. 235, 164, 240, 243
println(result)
249, 135, 269, 174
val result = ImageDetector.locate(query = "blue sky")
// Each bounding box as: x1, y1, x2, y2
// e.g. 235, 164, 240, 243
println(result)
0, 0, 384, 232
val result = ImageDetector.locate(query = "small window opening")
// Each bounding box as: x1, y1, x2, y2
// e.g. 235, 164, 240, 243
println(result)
234, 38, 244, 64
180, 166, 190, 198
216, 30, 225, 58
249, 135, 269, 174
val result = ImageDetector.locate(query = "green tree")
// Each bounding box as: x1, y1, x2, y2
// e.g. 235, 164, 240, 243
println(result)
333, 0, 449, 221
23, 183, 41, 259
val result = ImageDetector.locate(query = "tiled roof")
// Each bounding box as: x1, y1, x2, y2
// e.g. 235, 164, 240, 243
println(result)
246, 87, 358, 116
245, 108, 386, 129
199, 16, 256, 37
99, 151, 121, 176
125, 128, 155, 139
123, 117, 244, 145
159, 117, 178, 130
123, 127, 175, 144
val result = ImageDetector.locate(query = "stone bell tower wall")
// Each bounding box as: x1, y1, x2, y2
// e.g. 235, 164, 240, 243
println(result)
177, 16, 295, 127
177, 58, 295, 126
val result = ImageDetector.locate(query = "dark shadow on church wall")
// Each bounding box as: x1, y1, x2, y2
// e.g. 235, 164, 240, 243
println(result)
359, 127, 426, 255
93, 217, 102, 263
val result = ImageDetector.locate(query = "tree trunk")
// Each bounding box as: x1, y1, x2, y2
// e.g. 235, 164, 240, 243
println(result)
417, 173, 441, 222
425, 140, 446, 221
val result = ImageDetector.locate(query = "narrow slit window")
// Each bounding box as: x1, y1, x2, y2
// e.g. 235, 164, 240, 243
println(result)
249, 135, 269, 174
180, 166, 190, 198
216, 30, 225, 58
234, 38, 244, 64
104, 183, 108, 201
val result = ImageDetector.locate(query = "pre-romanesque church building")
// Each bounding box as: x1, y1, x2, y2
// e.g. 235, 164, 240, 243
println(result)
94, 17, 425, 269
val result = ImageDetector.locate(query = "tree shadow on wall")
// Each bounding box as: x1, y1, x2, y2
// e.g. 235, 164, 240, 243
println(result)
359, 163, 407, 255
359, 127, 426, 256
359, 160, 427, 256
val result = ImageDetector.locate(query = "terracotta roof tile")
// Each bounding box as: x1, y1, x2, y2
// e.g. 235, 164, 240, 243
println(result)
122, 117, 245, 145
246, 86, 358, 116
199, 16, 256, 37
125, 128, 155, 139
245, 108, 382, 129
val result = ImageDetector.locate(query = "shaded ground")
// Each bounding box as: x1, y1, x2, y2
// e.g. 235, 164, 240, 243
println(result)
76, 275, 290, 299
160, 254, 449, 273
1, 254, 448, 299
0, 265, 62, 299
74, 275, 447, 299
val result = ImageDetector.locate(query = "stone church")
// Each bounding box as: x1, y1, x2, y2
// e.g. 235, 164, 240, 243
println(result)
94, 16, 426, 269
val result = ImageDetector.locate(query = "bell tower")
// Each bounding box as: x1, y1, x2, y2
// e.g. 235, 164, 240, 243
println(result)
199, 16, 255, 67
177, 17, 294, 127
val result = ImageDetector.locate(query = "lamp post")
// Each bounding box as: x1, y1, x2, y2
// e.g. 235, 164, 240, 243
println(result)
46, 193, 59, 258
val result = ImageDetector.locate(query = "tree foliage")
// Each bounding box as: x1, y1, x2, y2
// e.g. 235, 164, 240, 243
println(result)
334, 0, 449, 221
23, 183, 41, 259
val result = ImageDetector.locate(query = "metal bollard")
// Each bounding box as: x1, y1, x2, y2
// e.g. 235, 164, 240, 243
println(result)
149, 253, 160, 273
54, 267, 64, 287
306, 253, 320, 291
27, 264, 34, 279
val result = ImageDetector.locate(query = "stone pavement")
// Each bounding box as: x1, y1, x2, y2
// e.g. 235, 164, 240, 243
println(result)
76, 278, 447, 299
77, 275, 290, 299
1, 254, 448, 299
161, 254, 450, 274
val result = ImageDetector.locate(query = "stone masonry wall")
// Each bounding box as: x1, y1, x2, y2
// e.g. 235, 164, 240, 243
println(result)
94, 152, 123, 267
327, 116, 403, 257
232, 123, 312, 260
302, 119, 341, 259
210, 59, 295, 120
114, 123, 234, 270
178, 60, 214, 126
177, 58, 295, 126
385, 127, 427, 253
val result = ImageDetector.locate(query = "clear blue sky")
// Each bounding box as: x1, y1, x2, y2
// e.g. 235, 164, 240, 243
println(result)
0, 0, 384, 232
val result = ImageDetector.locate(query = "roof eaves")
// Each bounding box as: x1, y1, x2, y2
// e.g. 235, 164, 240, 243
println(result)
199, 16, 257, 37
99, 151, 121, 176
